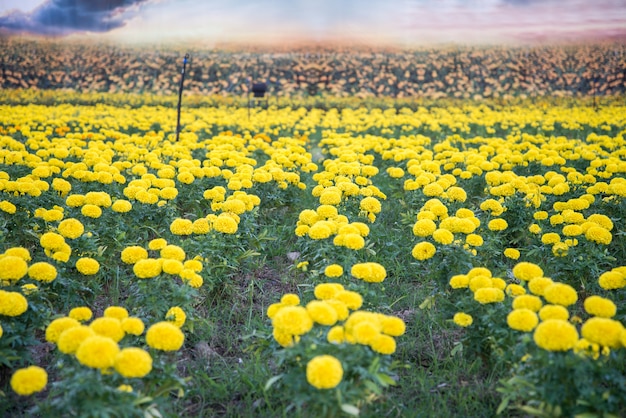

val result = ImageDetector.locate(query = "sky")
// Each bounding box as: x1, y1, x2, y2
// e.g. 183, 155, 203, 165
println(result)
0, 0, 625, 46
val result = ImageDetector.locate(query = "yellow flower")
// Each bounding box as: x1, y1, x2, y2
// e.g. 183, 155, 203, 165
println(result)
272, 306, 313, 336
324, 264, 344, 278
0, 200, 17, 214
75, 257, 100, 275
453, 312, 473, 327
170, 218, 193, 235
3, 247, 31, 261
148, 238, 168, 250
117, 384, 133, 393
81, 204, 102, 218
160, 245, 186, 262
381, 316, 406, 336
585, 226, 612, 245
370, 334, 397, 354
411, 241, 436, 261
350, 262, 386, 283
58, 218, 84, 239
503, 248, 520, 260
538, 304, 570, 321
360, 196, 382, 214
27, 262, 57, 283
104, 306, 129, 320
121, 246, 148, 264
90, 317, 125, 342
111, 199, 132, 213
314, 283, 344, 300
505, 284, 526, 296
598, 270, 626, 290
57, 325, 95, 354
0, 256, 28, 282
68, 306, 93, 322
121, 317, 145, 335
533, 319, 578, 351
488, 218, 508, 231
76, 335, 120, 369
507, 309, 539, 332
327, 325, 345, 344
166, 306, 186, 328
412, 219, 437, 237
468, 275, 493, 292
466, 234, 483, 247
449, 274, 470, 289
473, 288, 505, 304
584, 295, 616, 318
333, 290, 363, 311
146, 321, 185, 351
581, 317, 624, 348
280, 293, 300, 306
213, 214, 238, 234
306, 355, 343, 389
543, 283, 578, 306
114, 347, 153, 378
512, 295, 543, 312
432, 228, 454, 245
133, 258, 162, 278
45, 316, 80, 343
541, 232, 561, 245
10, 366, 47, 396
306, 301, 338, 326
512, 262, 543, 282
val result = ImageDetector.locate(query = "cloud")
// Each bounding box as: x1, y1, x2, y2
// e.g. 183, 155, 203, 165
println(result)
0, 0, 153, 35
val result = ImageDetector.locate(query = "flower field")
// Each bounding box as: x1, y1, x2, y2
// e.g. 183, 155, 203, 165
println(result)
1, 89, 625, 417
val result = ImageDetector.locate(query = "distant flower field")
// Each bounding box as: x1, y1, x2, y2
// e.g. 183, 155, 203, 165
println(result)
0, 90, 625, 417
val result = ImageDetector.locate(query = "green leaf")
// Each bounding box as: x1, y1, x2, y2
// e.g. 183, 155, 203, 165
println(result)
419, 295, 435, 310
341, 404, 360, 416
264, 374, 283, 391
376, 373, 397, 387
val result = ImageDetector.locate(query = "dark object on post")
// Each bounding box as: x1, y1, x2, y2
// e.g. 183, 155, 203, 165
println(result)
176, 53, 190, 142
251, 82, 267, 98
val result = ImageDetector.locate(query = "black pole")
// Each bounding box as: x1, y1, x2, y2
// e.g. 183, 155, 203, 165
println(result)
176, 53, 190, 141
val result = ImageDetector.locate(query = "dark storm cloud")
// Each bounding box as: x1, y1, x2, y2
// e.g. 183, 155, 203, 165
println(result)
0, 0, 152, 35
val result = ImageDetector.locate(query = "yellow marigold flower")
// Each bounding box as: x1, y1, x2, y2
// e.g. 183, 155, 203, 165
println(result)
65, 194, 85, 207
68, 306, 93, 322
75, 257, 100, 275
90, 317, 125, 342
121, 317, 145, 335
581, 317, 624, 348
306, 355, 343, 389
42, 209, 64, 222
585, 226, 612, 245
45, 317, 80, 343
512, 295, 543, 312
360, 196, 382, 214
370, 333, 397, 354
449, 274, 470, 289
280, 293, 300, 306
507, 309, 539, 332
432, 228, 454, 245
453, 312, 473, 327
27, 262, 57, 283
160, 245, 186, 262
598, 270, 626, 290
381, 316, 406, 336
169, 218, 193, 235
505, 284, 526, 297
333, 290, 363, 311
133, 258, 162, 279
562, 224, 583, 237
469, 275, 493, 292
160, 187, 178, 200
543, 283, 578, 306
411, 241, 436, 261
161, 259, 183, 275
533, 319, 578, 351
307, 221, 332, 240
541, 232, 561, 245
10, 366, 47, 396
488, 218, 508, 231
587, 213, 613, 231
306, 301, 338, 326
192, 218, 211, 234
213, 214, 238, 234
327, 325, 345, 344
104, 306, 129, 320
538, 304, 570, 321
57, 218, 84, 239
324, 264, 344, 278
446, 186, 467, 202
183, 259, 203, 272
148, 238, 168, 250
533, 211, 548, 220
0, 200, 17, 214
3, 247, 31, 261
0, 291, 27, 316
512, 262, 543, 282
528, 223, 542, 234
584, 295, 616, 318
121, 246, 148, 264
166, 306, 186, 328
0, 256, 28, 282
57, 325, 95, 354
21, 283, 37, 294
480, 198, 504, 215
272, 306, 313, 336
81, 204, 102, 219
76, 335, 120, 369
314, 283, 344, 300
111, 199, 132, 213
146, 321, 185, 351
412, 219, 437, 237
527, 276, 553, 296
465, 234, 483, 247
350, 262, 386, 283
114, 347, 153, 378
473, 288, 505, 304
117, 384, 133, 392
503, 248, 520, 260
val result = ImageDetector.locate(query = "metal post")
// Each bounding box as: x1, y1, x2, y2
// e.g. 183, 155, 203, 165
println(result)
176, 53, 189, 141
